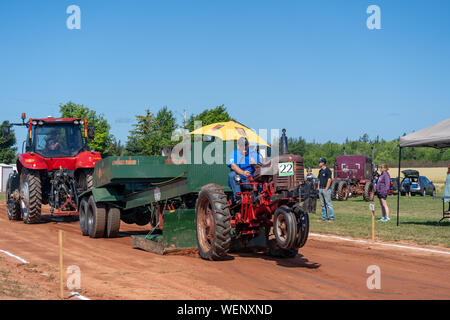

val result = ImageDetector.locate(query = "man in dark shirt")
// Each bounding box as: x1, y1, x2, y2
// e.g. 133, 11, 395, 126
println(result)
317, 158, 335, 221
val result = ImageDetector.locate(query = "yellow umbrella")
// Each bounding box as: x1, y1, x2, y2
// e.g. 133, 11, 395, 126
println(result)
189, 120, 270, 147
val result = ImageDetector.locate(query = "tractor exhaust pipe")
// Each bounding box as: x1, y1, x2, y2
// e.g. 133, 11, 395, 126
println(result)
281, 128, 289, 155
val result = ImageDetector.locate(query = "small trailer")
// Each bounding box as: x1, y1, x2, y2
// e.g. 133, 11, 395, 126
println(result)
78, 133, 317, 260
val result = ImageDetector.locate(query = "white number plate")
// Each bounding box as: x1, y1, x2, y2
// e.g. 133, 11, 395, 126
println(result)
278, 162, 294, 176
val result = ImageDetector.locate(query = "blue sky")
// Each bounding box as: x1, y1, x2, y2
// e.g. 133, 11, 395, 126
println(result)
1, 0, 449, 148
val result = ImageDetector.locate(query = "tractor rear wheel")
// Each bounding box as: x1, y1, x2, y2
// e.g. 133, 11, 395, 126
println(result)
195, 184, 231, 261
273, 205, 298, 250
78, 169, 94, 191
87, 195, 106, 238
105, 207, 121, 238
363, 182, 375, 202
79, 197, 89, 236
6, 176, 21, 221
337, 181, 348, 201
20, 169, 42, 224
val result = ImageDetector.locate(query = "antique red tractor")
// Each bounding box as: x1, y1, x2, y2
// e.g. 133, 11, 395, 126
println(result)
330, 154, 377, 202
2, 113, 101, 223
195, 130, 317, 259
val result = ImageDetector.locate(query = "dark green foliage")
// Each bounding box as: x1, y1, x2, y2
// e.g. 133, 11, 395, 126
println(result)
59, 101, 114, 156
0, 121, 17, 164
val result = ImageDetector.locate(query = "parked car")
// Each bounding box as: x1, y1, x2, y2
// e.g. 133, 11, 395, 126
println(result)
399, 170, 436, 196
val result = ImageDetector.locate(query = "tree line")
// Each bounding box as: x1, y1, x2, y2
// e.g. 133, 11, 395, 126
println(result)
1, 102, 449, 168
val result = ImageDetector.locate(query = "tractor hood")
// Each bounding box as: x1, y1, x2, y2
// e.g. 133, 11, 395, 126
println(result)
18, 151, 101, 172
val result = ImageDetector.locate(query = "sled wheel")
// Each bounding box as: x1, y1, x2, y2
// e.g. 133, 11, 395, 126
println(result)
106, 207, 121, 238
87, 195, 106, 238
195, 184, 231, 261
79, 197, 89, 236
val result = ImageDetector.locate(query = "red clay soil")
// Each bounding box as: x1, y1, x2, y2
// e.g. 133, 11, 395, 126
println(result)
0, 202, 449, 300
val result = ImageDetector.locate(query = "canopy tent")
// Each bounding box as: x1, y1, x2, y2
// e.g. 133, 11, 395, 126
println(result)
396, 119, 450, 225
399, 118, 450, 149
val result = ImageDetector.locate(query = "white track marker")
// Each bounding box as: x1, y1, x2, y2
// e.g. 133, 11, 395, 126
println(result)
70, 292, 91, 300
0, 249, 29, 264
309, 233, 450, 256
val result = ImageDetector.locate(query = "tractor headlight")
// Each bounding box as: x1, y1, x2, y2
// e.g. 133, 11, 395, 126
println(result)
80, 120, 84, 125
38, 121, 43, 125
74, 120, 79, 125
32, 121, 37, 125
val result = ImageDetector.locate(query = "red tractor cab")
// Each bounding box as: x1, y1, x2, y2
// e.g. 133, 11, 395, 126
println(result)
3, 113, 102, 223
330, 155, 376, 202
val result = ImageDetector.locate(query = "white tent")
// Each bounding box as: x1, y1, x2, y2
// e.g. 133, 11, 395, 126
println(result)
399, 118, 450, 148
396, 119, 450, 225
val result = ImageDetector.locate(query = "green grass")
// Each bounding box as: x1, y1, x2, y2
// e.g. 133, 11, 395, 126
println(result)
310, 195, 450, 248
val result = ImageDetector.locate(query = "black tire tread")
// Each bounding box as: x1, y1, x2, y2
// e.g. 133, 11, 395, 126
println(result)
195, 184, 231, 261
337, 181, 348, 201
21, 169, 42, 224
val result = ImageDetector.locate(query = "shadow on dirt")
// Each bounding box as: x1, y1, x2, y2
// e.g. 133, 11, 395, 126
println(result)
117, 230, 150, 238
38, 215, 79, 224
233, 250, 321, 269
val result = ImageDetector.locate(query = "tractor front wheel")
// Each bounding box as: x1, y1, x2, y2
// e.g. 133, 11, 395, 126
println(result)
273, 205, 298, 250
20, 169, 42, 224
363, 182, 375, 202
337, 181, 348, 201
195, 184, 231, 261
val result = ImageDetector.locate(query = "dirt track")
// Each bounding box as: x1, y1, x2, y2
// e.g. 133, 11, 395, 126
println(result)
0, 202, 449, 300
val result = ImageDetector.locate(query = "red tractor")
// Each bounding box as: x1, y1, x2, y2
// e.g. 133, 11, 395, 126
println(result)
330, 155, 377, 202
2, 113, 101, 223
195, 129, 317, 259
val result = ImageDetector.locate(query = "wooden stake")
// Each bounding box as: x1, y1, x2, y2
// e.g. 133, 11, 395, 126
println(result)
370, 204, 375, 242
59, 230, 64, 299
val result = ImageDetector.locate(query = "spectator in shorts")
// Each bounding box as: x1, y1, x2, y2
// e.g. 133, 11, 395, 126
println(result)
376, 164, 391, 222
317, 158, 334, 222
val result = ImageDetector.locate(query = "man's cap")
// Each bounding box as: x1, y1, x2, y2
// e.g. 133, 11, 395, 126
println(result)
318, 157, 326, 164
307, 167, 312, 172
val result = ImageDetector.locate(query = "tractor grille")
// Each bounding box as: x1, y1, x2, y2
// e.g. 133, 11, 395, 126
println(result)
273, 155, 304, 192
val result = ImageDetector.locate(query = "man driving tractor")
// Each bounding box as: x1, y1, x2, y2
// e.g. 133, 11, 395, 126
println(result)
227, 137, 262, 200
45, 130, 62, 153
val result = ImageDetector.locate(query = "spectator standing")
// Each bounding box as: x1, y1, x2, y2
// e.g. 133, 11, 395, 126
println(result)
306, 167, 316, 181
403, 177, 411, 197
376, 164, 391, 222
317, 158, 334, 222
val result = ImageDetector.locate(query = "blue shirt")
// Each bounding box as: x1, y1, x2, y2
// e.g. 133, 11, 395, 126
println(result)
227, 149, 262, 177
